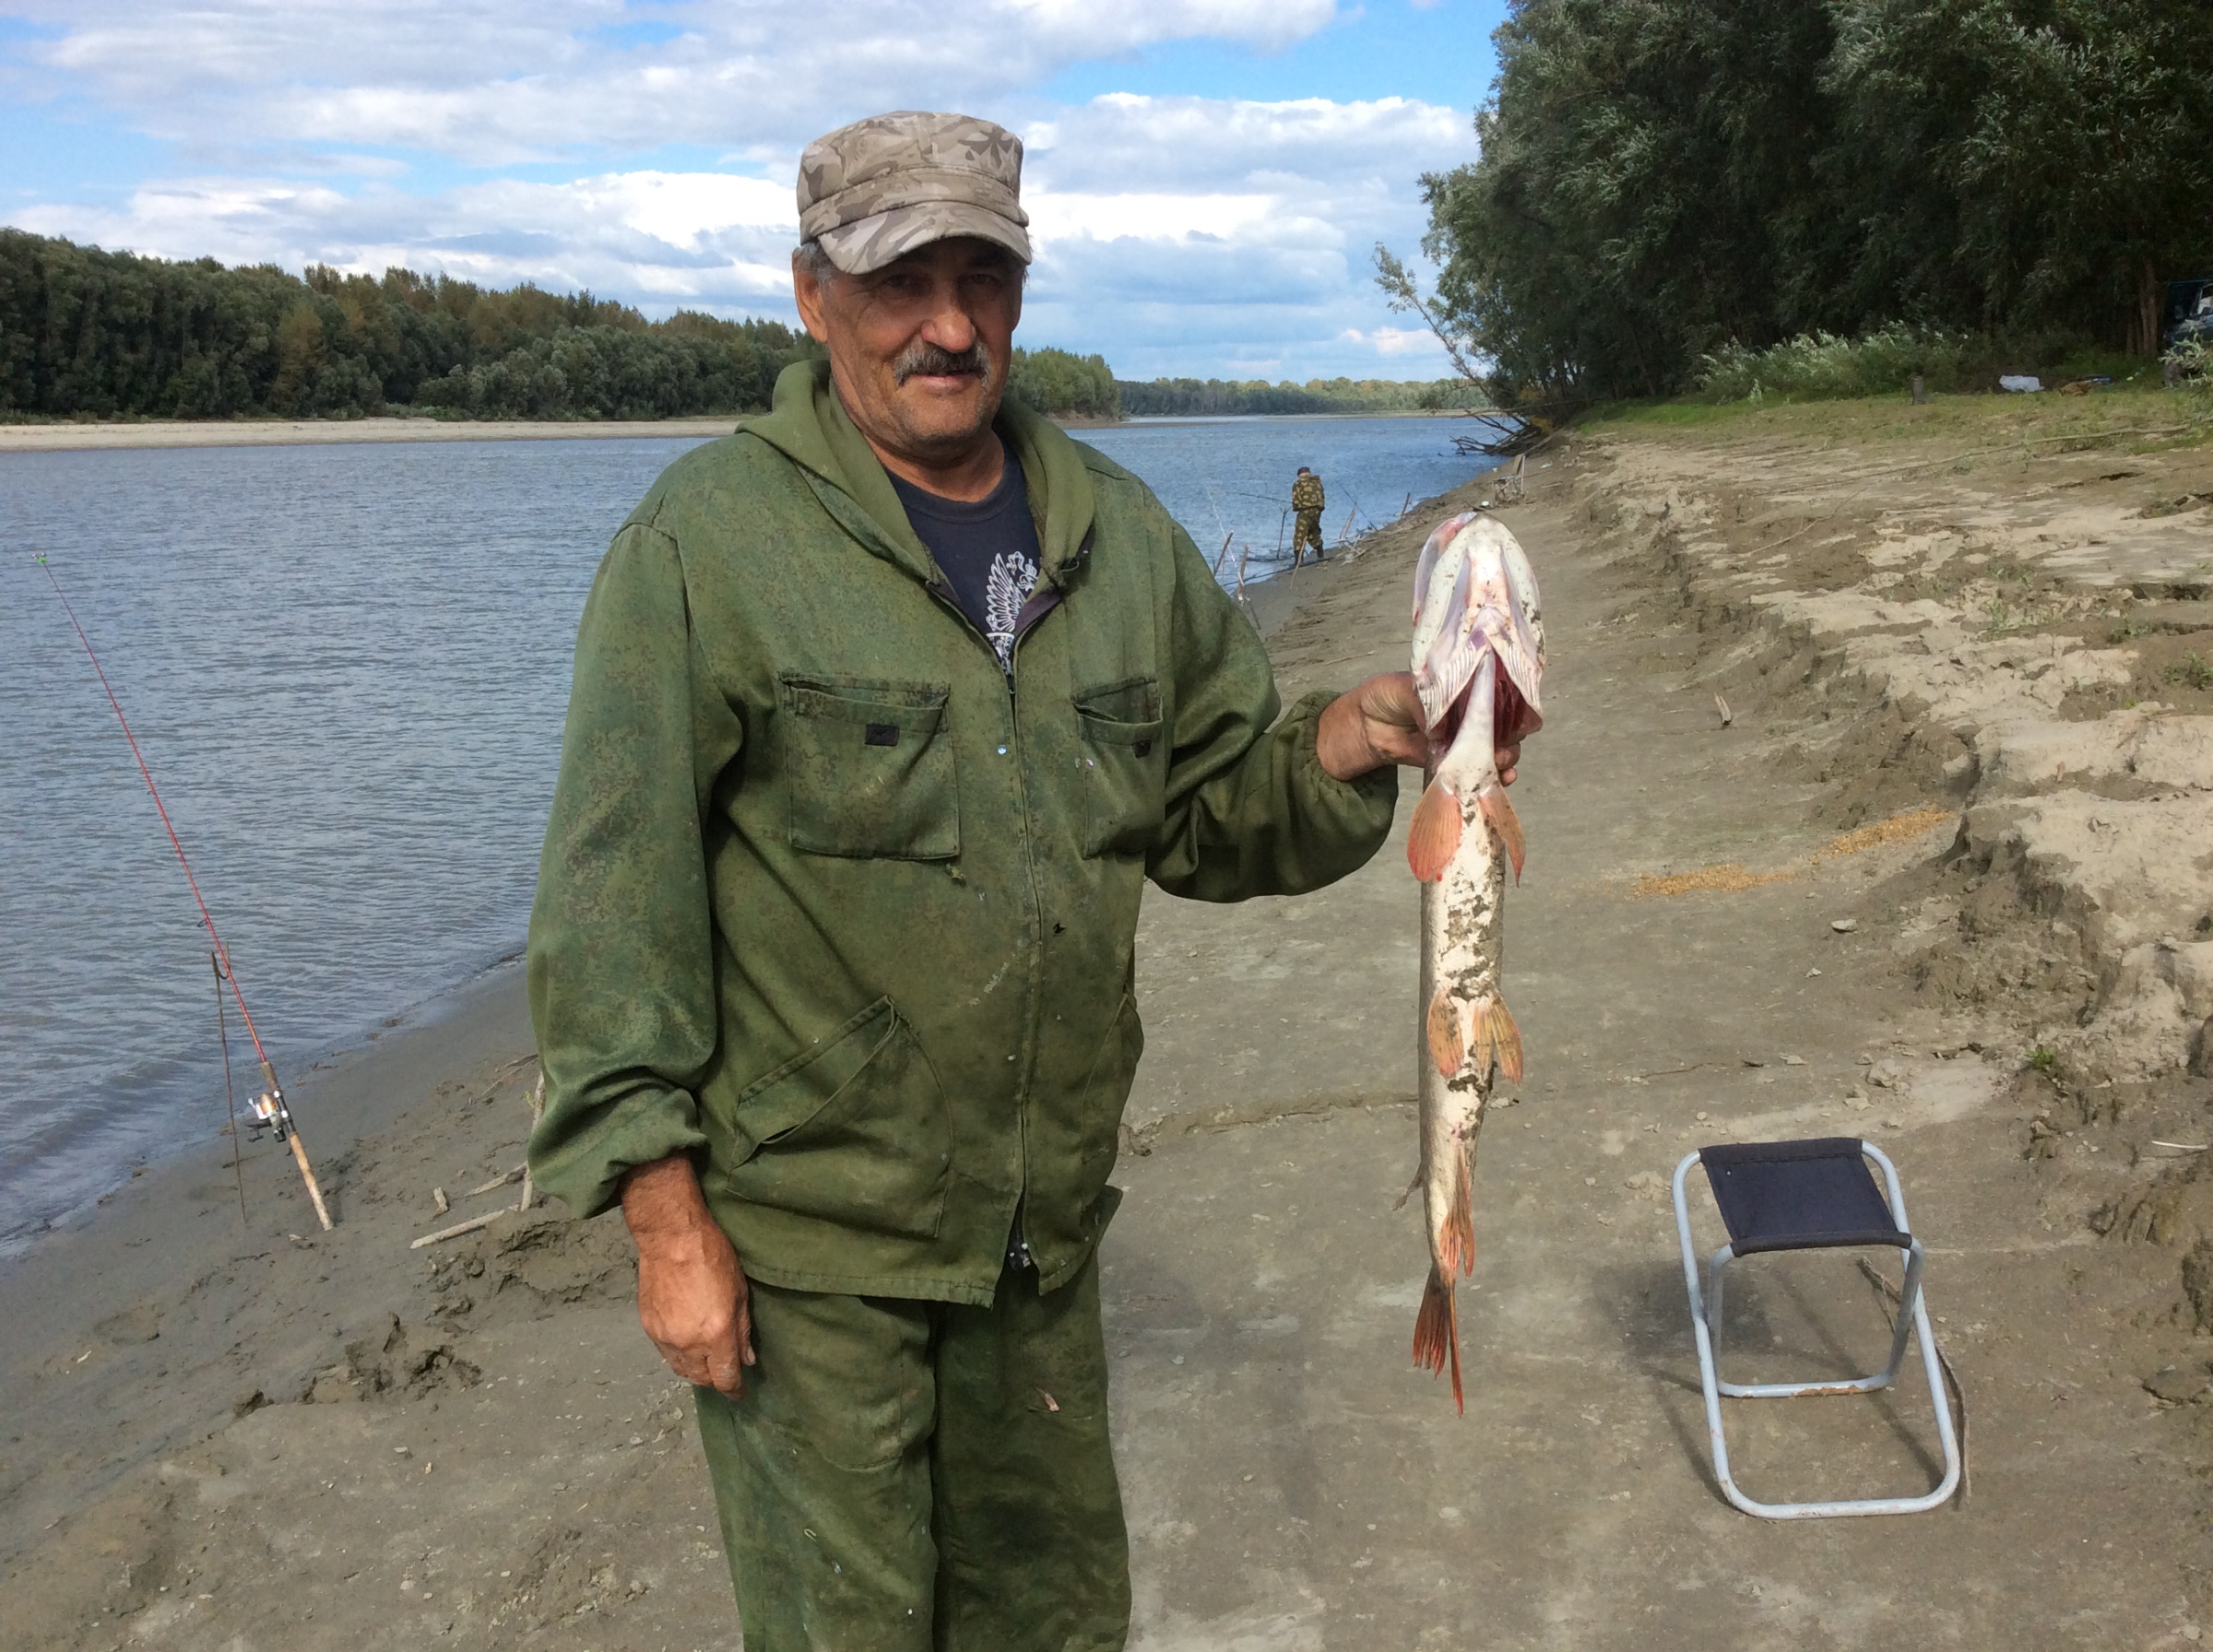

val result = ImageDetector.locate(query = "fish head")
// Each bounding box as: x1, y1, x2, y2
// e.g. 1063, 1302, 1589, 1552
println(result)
1465, 519, 1544, 726
1412, 547, 1476, 733
1411, 511, 1480, 631
1413, 515, 1544, 738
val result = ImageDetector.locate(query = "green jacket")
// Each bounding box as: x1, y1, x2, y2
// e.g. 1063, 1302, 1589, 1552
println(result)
526, 360, 1397, 1304
1291, 472, 1324, 514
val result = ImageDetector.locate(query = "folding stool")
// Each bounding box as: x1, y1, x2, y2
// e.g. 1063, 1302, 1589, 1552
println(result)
1671, 1137, 1962, 1518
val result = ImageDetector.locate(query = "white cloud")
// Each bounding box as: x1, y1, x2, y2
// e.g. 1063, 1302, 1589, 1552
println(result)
15, 169, 804, 309
11, 0, 1343, 163
4, 3, 1481, 377
1340, 324, 1444, 358
1022, 92, 1462, 193
1025, 190, 1279, 244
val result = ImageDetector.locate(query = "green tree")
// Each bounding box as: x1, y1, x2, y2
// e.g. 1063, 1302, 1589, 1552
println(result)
1006, 347, 1119, 417
0, 229, 834, 421
1830, 0, 2213, 355
1399, 0, 2213, 401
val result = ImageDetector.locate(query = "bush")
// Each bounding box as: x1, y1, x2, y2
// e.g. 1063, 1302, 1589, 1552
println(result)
1697, 325, 2158, 402
2167, 336, 2213, 395
1697, 326, 1978, 400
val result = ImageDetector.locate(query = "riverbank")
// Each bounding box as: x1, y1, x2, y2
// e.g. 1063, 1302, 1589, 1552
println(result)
5, 390, 2210, 1647
0, 407, 1479, 453
0, 416, 746, 452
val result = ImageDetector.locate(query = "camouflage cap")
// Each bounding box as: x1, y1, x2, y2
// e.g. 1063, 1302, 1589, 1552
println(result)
797, 110, 1031, 277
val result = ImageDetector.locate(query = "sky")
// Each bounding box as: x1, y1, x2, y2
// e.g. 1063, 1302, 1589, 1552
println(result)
0, 1, 1509, 381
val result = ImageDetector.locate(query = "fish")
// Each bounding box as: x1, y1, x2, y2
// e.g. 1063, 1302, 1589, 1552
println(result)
1403, 511, 1544, 1411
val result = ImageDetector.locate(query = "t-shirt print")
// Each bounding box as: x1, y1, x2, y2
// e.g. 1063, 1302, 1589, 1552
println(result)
983, 549, 1038, 669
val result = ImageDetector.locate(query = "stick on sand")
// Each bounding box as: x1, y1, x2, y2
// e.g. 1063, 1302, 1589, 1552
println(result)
410, 1212, 503, 1250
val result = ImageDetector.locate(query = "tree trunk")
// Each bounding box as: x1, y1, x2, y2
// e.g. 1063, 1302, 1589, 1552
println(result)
2133, 255, 2160, 359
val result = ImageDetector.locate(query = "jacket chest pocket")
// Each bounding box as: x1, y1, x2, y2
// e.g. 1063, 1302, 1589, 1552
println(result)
1074, 676, 1166, 858
781, 675, 960, 860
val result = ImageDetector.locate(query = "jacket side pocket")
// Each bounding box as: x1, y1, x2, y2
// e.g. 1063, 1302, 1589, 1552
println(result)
782, 675, 960, 860
722, 997, 952, 1242
1074, 676, 1166, 858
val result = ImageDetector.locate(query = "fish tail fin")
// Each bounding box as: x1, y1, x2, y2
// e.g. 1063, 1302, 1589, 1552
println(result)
1426, 986, 1464, 1078
1407, 779, 1462, 882
1477, 782, 1525, 881
1413, 1266, 1465, 1414
1488, 996, 1526, 1083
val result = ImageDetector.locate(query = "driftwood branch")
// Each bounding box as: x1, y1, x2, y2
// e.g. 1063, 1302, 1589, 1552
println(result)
409, 1211, 503, 1250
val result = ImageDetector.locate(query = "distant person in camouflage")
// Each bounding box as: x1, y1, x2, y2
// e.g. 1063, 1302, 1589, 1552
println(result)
1291, 465, 1326, 565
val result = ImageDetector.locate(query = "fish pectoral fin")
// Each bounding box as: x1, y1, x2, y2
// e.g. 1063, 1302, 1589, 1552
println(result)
1477, 783, 1525, 881
1426, 987, 1464, 1079
1486, 997, 1525, 1084
1413, 1266, 1465, 1414
1407, 780, 1463, 882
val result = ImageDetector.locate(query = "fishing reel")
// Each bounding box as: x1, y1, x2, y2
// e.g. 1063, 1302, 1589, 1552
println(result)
243, 1087, 295, 1142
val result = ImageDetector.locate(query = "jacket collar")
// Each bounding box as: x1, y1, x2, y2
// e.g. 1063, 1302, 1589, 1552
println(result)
746, 360, 1096, 588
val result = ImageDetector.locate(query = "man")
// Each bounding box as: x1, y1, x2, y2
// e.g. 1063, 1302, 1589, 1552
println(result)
526, 110, 1518, 1651
1289, 464, 1327, 566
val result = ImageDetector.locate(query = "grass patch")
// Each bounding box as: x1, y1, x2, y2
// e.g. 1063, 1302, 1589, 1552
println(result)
1697, 326, 2163, 404
1571, 379, 2208, 462
2168, 653, 2213, 693
1579, 398, 1758, 431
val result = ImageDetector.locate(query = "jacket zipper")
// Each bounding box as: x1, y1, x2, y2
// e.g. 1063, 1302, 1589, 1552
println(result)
922, 571, 1049, 1278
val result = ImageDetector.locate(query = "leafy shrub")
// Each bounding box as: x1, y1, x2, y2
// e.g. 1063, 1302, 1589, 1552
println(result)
1698, 326, 1979, 401
1696, 325, 2156, 403
2166, 336, 2213, 395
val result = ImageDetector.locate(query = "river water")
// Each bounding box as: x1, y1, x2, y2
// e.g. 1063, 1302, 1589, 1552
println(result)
0, 414, 1496, 1257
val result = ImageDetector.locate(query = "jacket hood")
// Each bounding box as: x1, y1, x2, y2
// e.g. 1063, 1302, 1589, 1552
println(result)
745, 359, 1096, 586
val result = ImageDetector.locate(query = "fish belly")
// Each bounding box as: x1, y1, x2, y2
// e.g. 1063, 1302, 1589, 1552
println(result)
1419, 797, 1504, 1276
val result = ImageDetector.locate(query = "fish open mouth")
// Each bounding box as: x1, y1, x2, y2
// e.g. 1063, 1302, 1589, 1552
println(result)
1426, 665, 1540, 754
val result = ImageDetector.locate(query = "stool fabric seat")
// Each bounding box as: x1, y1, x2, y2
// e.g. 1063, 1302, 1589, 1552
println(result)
1698, 1138, 1911, 1255
1672, 1137, 1961, 1520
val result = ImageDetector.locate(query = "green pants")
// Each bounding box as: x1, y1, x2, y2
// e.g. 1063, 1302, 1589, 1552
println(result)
1292, 508, 1326, 562
693, 1256, 1130, 1651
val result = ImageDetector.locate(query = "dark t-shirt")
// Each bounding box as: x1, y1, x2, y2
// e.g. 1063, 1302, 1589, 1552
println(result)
887, 445, 1042, 672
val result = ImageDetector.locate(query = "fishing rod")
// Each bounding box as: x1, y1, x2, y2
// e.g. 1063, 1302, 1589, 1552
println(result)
34, 554, 334, 1232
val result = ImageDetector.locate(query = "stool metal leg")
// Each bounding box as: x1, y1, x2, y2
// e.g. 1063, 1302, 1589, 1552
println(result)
1673, 1149, 1963, 1518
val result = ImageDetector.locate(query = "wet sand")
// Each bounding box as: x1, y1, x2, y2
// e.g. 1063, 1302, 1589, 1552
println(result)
5, 390, 2212, 1649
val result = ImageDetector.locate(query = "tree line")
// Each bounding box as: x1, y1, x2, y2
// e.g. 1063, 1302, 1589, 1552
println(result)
1115, 377, 1477, 417
1407, 0, 2213, 402
0, 230, 1129, 421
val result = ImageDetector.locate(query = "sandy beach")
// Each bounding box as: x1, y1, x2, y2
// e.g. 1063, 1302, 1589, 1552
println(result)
6, 388, 2213, 1649
0, 417, 750, 454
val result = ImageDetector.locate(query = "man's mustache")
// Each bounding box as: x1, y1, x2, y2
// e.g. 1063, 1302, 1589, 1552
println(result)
893, 340, 992, 385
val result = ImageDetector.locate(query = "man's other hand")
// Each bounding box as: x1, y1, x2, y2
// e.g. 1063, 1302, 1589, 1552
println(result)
621, 1155, 755, 1396
1317, 671, 1521, 785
